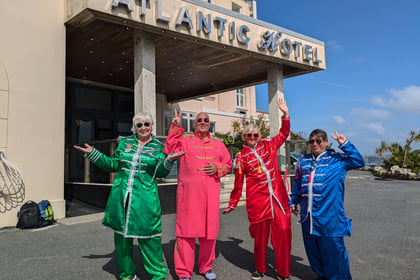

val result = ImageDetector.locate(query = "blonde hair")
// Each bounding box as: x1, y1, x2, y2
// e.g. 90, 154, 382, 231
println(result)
242, 124, 261, 141
131, 112, 154, 134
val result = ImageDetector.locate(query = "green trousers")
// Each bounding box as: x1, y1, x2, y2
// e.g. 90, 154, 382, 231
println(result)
114, 232, 167, 280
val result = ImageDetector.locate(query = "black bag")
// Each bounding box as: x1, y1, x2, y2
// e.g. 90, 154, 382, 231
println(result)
16, 200, 40, 229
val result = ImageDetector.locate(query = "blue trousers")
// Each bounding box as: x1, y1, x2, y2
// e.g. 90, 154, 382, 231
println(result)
301, 220, 351, 280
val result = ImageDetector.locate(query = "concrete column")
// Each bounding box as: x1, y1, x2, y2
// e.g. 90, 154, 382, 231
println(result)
267, 64, 285, 136
156, 93, 167, 136
267, 64, 287, 172
133, 30, 157, 134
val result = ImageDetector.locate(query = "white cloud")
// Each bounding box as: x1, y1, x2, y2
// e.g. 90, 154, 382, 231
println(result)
361, 122, 385, 135
371, 85, 420, 114
333, 115, 346, 124
326, 41, 343, 51
351, 108, 393, 120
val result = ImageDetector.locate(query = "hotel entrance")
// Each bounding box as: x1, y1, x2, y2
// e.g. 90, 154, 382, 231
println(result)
63, 0, 325, 215
65, 81, 134, 182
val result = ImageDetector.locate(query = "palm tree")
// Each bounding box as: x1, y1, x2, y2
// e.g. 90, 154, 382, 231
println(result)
403, 130, 420, 167
375, 141, 388, 156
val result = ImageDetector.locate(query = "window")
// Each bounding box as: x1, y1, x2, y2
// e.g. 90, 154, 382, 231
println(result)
209, 122, 216, 133
182, 112, 196, 131
236, 88, 245, 108
232, 3, 241, 13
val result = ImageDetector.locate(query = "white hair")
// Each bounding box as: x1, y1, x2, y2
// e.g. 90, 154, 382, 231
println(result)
131, 112, 154, 134
241, 124, 261, 141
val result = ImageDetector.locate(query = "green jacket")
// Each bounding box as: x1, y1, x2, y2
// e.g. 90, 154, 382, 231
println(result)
86, 134, 174, 238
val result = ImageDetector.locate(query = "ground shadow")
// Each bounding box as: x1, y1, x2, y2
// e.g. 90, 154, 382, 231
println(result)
163, 239, 205, 279
82, 244, 151, 280
216, 237, 254, 271
163, 238, 224, 279
218, 236, 317, 280
162, 239, 177, 279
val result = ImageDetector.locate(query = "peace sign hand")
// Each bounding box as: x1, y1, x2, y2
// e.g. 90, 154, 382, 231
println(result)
331, 130, 346, 145
172, 108, 182, 127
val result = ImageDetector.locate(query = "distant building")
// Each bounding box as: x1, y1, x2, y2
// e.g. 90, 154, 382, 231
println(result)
172, 0, 264, 134
363, 155, 386, 166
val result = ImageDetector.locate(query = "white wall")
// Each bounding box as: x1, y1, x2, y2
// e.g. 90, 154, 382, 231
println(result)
0, 1, 66, 228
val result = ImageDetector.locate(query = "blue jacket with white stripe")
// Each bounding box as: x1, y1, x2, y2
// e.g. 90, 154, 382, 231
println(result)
289, 140, 364, 237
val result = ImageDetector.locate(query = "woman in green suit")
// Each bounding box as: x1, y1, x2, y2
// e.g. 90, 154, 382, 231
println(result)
74, 112, 184, 280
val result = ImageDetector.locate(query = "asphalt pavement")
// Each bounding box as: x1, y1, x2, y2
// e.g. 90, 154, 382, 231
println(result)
1, 170, 419, 280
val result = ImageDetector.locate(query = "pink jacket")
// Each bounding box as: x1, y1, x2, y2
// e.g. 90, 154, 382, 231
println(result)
164, 125, 232, 239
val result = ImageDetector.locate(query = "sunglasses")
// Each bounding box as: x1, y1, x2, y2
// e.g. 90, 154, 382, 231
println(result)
197, 118, 209, 123
246, 133, 259, 138
136, 122, 151, 128
308, 139, 323, 145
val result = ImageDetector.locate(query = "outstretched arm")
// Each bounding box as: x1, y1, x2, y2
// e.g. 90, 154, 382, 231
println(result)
272, 98, 290, 149
223, 153, 244, 214
73, 143, 93, 154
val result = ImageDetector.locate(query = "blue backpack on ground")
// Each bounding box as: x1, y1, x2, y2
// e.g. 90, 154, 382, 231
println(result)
38, 200, 55, 227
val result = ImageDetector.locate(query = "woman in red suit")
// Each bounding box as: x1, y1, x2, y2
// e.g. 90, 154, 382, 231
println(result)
223, 98, 291, 280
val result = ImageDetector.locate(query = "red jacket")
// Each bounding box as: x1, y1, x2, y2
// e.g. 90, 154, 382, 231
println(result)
228, 117, 290, 224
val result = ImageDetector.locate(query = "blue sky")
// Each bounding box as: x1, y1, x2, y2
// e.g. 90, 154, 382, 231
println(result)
254, 0, 420, 155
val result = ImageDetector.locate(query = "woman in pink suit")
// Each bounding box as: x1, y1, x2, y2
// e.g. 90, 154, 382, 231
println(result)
164, 110, 232, 280
223, 98, 291, 280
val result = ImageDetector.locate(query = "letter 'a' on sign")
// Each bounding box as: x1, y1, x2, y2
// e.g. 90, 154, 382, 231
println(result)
176, 7, 194, 29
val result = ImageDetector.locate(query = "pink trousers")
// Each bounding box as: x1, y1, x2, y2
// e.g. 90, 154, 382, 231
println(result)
174, 237, 216, 278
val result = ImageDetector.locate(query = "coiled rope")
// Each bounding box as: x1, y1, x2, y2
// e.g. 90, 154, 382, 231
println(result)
0, 151, 25, 213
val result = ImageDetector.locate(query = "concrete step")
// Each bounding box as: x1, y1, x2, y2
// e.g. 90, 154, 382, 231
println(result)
220, 180, 246, 209
220, 173, 235, 184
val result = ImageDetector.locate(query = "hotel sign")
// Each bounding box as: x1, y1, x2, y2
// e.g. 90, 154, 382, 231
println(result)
71, 0, 326, 69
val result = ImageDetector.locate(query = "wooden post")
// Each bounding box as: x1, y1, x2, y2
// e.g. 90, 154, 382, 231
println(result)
84, 157, 90, 183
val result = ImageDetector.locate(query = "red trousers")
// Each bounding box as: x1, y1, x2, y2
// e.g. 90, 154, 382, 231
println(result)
249, 202, 291, 277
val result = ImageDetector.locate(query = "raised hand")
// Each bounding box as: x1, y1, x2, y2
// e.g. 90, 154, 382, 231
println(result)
73, 143, 93, 154
172, 108, 182, 127
276, 98, 289, 117
331, 130, 346, 145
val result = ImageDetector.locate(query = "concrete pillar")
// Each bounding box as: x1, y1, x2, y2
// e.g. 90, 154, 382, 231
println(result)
267, 64, 285, 136
267, 64, 287, 171
156, 93, 167, 136
133, 30, 157, 134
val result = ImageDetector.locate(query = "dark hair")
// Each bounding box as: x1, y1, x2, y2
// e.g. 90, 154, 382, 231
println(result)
309, 129, 328, 141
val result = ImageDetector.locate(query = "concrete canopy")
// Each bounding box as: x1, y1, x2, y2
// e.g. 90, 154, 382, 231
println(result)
65, 0, 326, 102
